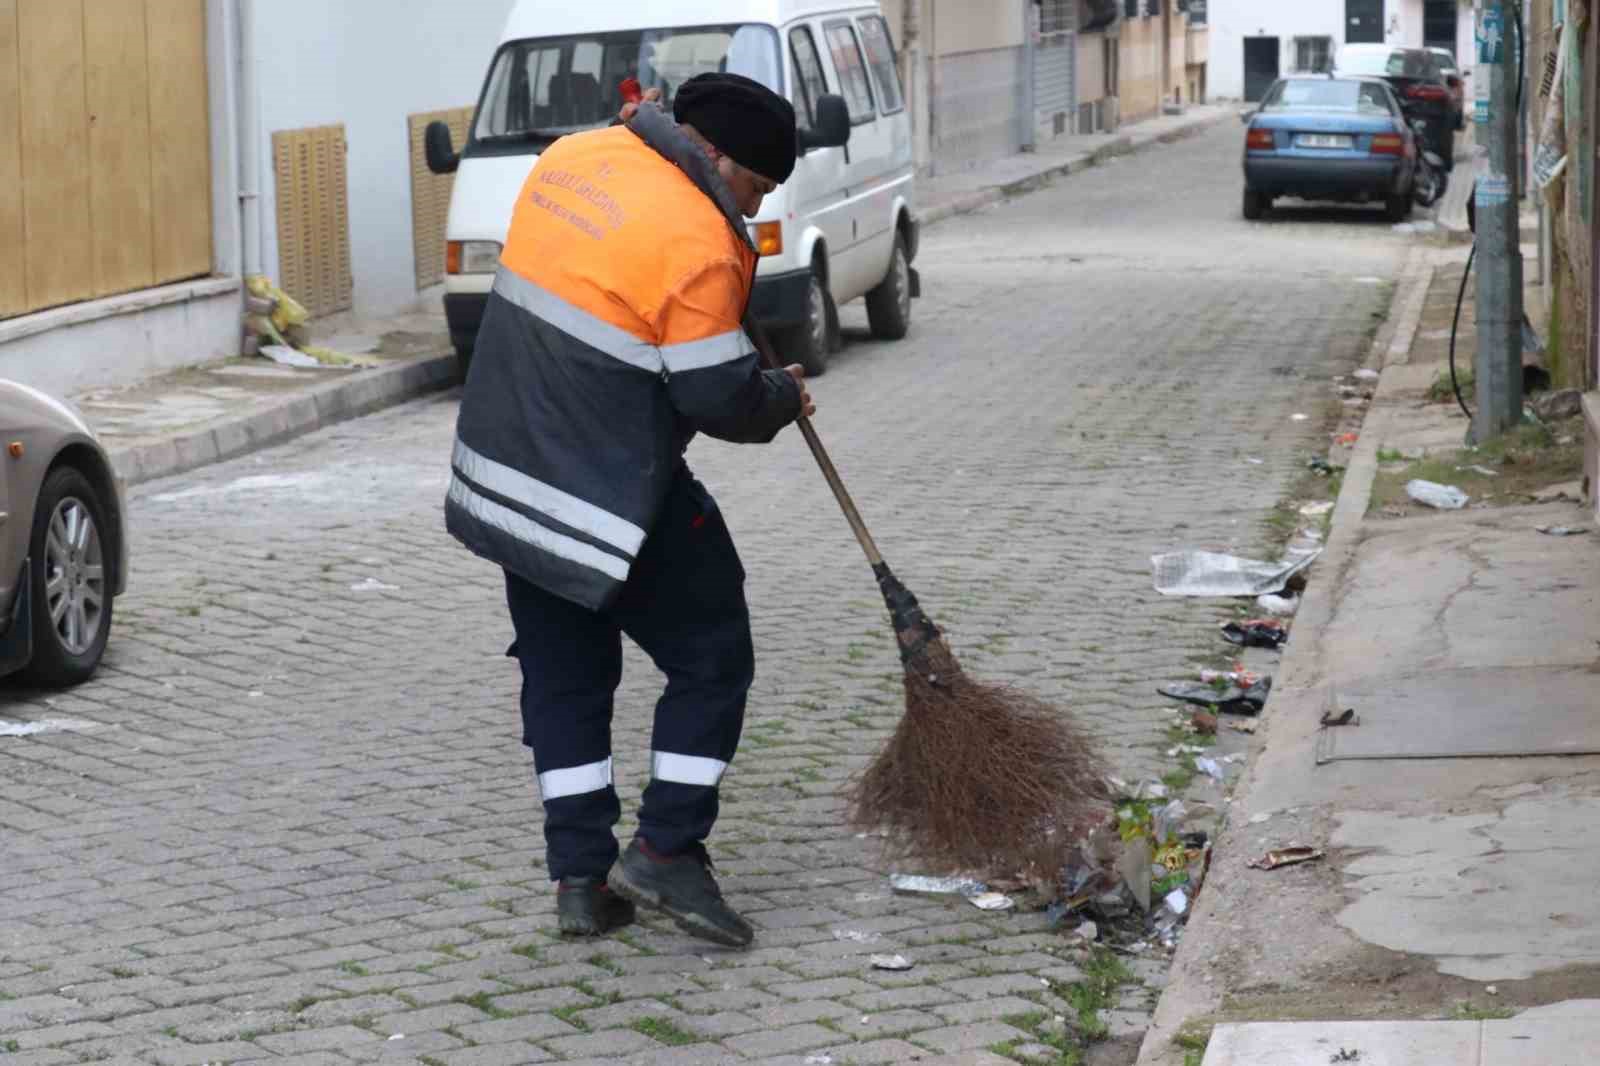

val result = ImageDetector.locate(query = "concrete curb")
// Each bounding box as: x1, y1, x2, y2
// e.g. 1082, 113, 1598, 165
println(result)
110, 351, 457, 487
1133, 244, 1436, 1066
920, 111, 1234, 229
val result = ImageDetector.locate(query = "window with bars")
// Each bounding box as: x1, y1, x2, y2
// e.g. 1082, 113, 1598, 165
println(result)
1039, 0, 1073, 34
1124, 0, 1140, 18
1294, 36, 1333, 73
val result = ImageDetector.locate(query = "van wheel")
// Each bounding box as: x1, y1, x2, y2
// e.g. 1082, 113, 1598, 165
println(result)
17, 467, 114, 687
780, 262, 830, 377
866, 235, 912, 341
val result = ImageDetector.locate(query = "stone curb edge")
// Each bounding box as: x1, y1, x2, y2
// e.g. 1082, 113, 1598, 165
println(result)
1133, 244, 1436, 1066
919, 111, 1235, 229
109, 352, 457, 487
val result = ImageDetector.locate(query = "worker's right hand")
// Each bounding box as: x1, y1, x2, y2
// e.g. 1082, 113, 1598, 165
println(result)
619, 86, 663, 124
784, 365, 816, 419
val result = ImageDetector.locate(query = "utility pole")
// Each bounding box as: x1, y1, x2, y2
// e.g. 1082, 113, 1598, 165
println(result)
1472, 0, 1524, 442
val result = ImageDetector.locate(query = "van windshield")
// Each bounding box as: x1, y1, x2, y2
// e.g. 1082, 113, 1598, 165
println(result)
473, 24, 782, 144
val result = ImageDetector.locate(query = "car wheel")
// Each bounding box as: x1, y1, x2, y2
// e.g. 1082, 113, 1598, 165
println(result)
454, 343, 474, 386
17, 467, 114, 687
1385, 191, 1413, 223
779, 260, 831, 377
1242, 188, 1268, 221
865, 234, 912, 341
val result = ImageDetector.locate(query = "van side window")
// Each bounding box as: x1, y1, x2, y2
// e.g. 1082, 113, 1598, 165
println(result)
856, 16, 903, 115
824, 22, 876, 123
790, 26, 829, 130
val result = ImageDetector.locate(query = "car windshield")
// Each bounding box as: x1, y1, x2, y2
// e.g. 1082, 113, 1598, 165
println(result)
1263, 79, 1393, 114
473, 24, 781, 143
1340, 47, 1431, 78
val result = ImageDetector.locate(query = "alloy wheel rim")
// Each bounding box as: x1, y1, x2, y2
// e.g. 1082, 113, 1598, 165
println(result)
894, 248, 910, 321
808, 276, 828, 354
44, 497, 105, 656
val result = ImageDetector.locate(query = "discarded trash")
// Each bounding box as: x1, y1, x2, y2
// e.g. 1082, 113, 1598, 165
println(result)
1152, 550, 1321, 598
350, 578, 399, 592
1158, 677, 1272, 715
1330, 1049, 1360, 1063
1074, 920, 1098, 941
1201, 666, 1261, 687
1291, 413, 1310, 422
1249, 812, 1272, 825
833, 929, 881, 944
388, 1034, 405, 1041
1532, 388, 1584, 422
1191, 710, 1217, 735
1256, 593, 1299, 616
1245, 457, 1265, 465
0, 718, 101, 738
1299, 501, 1335, 518
1536, 525, 1591, 537
1406, 479, 1469, 510
1163, 888, 1190, 916
1335, 433, 1359, 447
1308, 457, 1338, 476
1153, 800, 1188, 843
1320, 708, 1358, 728
804, 1055, 836, 1065
260, 344, 323, 368
1194, 757, 1226, 781
1486, 985, 1498, 996
1118, 838, 1154, 913
1459, 464, 1499, 478
870, 954, 913, 971
889, 874, 987, 897
1247, 846, 1325, 871
1227, 720, 1259, 734
1221, 620, 1289, 650
970, 892, 1015, 911
1354, 368, 1380, 382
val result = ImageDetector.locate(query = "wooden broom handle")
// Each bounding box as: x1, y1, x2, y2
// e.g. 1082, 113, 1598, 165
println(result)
744, 317, 884, 568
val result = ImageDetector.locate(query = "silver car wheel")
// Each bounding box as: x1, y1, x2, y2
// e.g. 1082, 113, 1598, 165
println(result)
45, 496, 106, 656
807, 274, 829, 355
892, 245, 910, 323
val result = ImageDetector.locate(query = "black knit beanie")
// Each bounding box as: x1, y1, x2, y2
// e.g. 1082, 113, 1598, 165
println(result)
673, 73, 797, 184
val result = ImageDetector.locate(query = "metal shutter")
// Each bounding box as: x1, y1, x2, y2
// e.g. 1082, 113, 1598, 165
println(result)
1034, 0, 1076, 129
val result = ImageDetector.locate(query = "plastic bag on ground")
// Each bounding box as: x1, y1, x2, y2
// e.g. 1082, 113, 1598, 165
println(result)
1221, 620, 1288, 649
1406, 479, 1469, 510
1151, 548, 1321, 597
1158, 677, 1272, 715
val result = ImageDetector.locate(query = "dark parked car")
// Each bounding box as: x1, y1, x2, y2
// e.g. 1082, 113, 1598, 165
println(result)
0, 381, 128, 686
1428, 47, 1469, 132
1241, 76, 1420, 222
1336, 44, 1457, 168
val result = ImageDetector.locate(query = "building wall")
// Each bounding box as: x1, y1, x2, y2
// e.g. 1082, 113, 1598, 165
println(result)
1205, 0, 1434, 100
1118, 9, 1167, 123
245, 0, 518, 321
1078, 30, 1107, 107
928, 0, 1027, 172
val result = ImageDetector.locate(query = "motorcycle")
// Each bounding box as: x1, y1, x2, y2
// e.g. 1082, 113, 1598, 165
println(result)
1411, 118, 1449, 207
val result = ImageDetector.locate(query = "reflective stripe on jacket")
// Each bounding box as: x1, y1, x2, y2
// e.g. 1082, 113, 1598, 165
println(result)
446, 104, 801, 610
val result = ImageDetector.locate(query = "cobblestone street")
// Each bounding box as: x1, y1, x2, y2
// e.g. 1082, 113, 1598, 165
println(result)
3, 125, 1408, 1065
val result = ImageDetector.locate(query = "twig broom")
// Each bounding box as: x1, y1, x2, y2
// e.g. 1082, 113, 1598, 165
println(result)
746, 319, 1110, 877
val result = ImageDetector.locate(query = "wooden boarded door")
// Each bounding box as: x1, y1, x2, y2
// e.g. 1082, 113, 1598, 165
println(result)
0, 0, 211, 320
408, 107, 473, 291
273, 125, 353, 319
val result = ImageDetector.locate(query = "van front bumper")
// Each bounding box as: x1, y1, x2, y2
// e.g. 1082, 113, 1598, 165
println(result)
749, 269, 811, 330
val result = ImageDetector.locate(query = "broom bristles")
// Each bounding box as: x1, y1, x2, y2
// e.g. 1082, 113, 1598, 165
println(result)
845, 634, 1110, 879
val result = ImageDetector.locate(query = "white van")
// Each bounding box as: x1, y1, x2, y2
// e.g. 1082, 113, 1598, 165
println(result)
425, 0, 920, 379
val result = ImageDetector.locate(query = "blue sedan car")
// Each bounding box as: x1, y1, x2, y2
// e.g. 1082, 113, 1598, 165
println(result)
1242, 75, 1419, 222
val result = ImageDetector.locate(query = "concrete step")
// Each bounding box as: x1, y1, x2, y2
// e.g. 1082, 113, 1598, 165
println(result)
1204, 1016, 1600, 1065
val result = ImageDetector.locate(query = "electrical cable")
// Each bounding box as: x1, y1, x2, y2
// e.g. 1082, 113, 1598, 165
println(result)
1449, 0, 1525, 421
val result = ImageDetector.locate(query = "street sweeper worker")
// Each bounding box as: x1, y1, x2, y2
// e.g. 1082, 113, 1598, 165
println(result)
445, 73, 813, 947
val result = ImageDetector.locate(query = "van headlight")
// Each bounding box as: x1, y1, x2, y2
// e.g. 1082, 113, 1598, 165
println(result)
447, 241, 502, 275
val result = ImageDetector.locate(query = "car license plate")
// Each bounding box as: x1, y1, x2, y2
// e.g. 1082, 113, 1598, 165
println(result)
1298, 134, 1353, 149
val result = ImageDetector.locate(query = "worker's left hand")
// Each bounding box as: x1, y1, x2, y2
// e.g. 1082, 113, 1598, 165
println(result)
785, 364, 816, 419
620, 87, 663, 124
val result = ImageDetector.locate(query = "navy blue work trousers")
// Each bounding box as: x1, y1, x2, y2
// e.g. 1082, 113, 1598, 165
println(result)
504, 468, 753, 881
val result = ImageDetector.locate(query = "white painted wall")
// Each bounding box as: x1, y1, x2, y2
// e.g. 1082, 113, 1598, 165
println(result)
245, 0, 519, 320
1207, 0, 1452, 99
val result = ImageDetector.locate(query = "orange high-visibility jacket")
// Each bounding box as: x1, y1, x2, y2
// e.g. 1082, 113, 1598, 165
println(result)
446, 105, 801, 611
